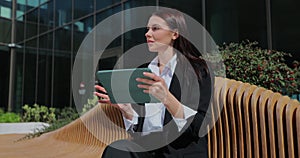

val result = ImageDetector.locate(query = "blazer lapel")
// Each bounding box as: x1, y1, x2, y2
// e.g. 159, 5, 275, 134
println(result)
164, 62, 182, 125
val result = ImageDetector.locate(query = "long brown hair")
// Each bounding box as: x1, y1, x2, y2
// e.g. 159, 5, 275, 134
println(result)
152, 8, 209, 81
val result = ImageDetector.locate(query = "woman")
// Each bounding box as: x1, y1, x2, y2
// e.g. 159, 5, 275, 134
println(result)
95, 8, 212, 158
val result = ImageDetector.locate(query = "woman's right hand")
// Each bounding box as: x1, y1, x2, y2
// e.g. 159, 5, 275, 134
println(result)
94, 85, 135, 120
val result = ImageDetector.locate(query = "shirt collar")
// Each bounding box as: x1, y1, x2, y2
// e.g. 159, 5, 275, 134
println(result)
148, 53, 177, 77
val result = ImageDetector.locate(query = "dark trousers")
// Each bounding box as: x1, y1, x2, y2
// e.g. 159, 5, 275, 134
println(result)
101, 138, 208, 158
102, 139, 155, 158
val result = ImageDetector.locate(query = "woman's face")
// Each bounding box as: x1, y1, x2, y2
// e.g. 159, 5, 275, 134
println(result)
145, 15, 177, 52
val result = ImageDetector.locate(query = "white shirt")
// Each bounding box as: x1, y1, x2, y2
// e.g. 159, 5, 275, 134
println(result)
123, 54, 197, 134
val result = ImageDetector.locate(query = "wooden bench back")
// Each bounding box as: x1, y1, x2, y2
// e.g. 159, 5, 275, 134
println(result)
208, 77, 300, 158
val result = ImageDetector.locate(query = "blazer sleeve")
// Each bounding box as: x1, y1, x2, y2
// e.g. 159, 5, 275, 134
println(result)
169, 63, 213, 149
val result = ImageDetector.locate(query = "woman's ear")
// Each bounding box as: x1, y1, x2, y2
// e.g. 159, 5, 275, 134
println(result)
172, 29, 179, 40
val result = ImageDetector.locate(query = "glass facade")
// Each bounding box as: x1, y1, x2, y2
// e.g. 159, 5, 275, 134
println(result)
0, 0, 299, 111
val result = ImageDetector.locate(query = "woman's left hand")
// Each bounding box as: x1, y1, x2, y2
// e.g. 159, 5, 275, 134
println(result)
136, 72, 169, 104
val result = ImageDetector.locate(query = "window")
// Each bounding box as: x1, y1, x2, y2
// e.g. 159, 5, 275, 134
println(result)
206, 0, 267, 47
271, 0, 300, 62
27, 0, 39, 11
16, 17, 24, 43
26, 9, 38, 39
23, 48, 37, 105
39, 1, 54, 33
39, 32, 53, 50
96, 0, 120, 10
73, 17, 94, 52
55, 25, 71, 51
36, 50, 52, 106
55, 0, 72, 27
52, 51, 71, 108
17, 0, 26, 15
74, 0, 94, 19
14, 49, 25, 112
96, 6, 121, 49
0, 6, 11, 19
0, 18, 11, 43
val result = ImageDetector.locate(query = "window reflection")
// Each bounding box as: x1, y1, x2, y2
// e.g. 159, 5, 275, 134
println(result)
0, 6, 11, 18
27, 0, 39, 7
74, 16, 93, 32
40, 0, 48, 4
27, 0, 39, 11
39, 1, 54, 34
37, 50, 52, 106
96, 6, 121, 49
17, 0, 26, 17
26, 9, 38, 39
74, 0, 94, 19
96, 0, 120, 10
16, 17, 24, 43
55, 0, 72, 27
23, 48, 37, 105
14, 50, 24, 112
0, 18, 11, 43
271, 0, 300, 62
73, 17, 93, 52
53, 51, 71, 108
39, 32, 53, 50
55, 25, 71, 51
17, 0, 26, 5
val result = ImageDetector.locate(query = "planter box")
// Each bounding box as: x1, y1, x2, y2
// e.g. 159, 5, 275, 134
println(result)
0, 122, 49, 134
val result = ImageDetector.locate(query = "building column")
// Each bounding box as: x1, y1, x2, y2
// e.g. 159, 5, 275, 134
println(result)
8, 0, 17, 111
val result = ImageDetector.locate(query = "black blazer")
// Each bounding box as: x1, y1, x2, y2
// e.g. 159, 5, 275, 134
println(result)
132, 53, 212, 158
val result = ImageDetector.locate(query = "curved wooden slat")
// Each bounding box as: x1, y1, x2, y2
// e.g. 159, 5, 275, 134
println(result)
219, 78, 236, 158
286, 99, 300, 158
207, 125, 211, 158
235, 82, 250, 158
276, 96, 290, 158
209, 77, 225, 158
227, 80, 242, 158
297, 107, 300, 157
250, 87, 266, 158
210, 98, 218, 158
267, 93, 282, 158
215, 77, 225, 158
258, 90, 273, 158
242, 85, 257, 158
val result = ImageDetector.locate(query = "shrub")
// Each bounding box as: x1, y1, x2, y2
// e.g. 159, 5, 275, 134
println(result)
292, 61, 300, 88
56, 106, 80, 121
81, 95, 99, 114
20, 96, 98, 140
0, 111, 21, 123
218, 41, 299, 95
22, 104, 56, 123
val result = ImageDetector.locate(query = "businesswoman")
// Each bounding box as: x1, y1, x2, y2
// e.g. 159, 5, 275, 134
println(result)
95, 8, 212, 158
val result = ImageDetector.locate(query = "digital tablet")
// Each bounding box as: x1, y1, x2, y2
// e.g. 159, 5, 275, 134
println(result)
96, 68, 160, 104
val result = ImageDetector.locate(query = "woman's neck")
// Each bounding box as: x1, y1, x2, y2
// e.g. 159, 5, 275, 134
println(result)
157, 46, 175, 66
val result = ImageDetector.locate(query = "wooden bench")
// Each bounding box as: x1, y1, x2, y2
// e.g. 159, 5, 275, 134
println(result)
208, 77, 300, 158
0, 77, 299, 158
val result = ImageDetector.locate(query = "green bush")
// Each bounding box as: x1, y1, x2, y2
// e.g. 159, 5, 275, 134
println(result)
19, 106, 79, 141
217, 41, 299, 95
292, 61, 300, 89
20, 96, 98, 140
22, 104, 56, 123
56, 106, 79, 121
0, 111, 21, 123
81, 95, 99, 114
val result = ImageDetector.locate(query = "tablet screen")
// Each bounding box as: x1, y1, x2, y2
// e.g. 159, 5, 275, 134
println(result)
96, 68, 160, 104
